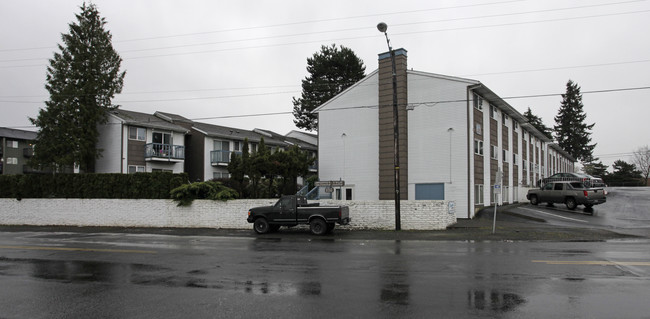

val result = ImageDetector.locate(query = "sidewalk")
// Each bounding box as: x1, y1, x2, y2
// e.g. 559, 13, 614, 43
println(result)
1, 204, 640, 241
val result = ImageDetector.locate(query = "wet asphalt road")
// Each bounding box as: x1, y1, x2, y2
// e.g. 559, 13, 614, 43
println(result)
1, 230, 649, 318
512, 187, 650, 238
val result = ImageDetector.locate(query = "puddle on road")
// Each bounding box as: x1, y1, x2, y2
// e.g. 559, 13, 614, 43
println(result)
0, 257, 321, 297
467, 289, 526, 313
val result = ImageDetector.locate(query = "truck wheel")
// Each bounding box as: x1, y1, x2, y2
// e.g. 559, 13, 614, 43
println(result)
565, 197, 577, 210
310, 218, 327, 236
529, 195, 539, 205
326, 223, 336, 234
253, 218, 270, 234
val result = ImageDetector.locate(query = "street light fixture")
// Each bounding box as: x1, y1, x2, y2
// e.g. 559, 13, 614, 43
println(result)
377, 22, 401, 231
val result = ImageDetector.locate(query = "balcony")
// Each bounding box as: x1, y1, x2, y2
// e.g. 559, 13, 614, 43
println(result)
145, 143, 185, 162
309, 159, 318, 172
211, 150, 241, 166
23, 147, 34, 158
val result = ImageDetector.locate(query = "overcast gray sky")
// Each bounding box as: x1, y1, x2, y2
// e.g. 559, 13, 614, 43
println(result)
1, 0, 648, 170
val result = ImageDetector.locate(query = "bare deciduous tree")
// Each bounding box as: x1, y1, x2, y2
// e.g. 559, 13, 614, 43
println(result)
632, 146, 650, 185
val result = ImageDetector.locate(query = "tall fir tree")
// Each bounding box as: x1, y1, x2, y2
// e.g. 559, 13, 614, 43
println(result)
554, 80, 596, 163
523, 107, 553, 139
292, 44, 366, 131
30, 3, 125, 172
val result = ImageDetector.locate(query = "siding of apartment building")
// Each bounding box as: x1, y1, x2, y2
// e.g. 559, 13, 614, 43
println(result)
317, 72, 380, 201
407, 71, 472, 218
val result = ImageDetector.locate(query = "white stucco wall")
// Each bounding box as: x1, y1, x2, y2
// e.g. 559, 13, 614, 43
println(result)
0, 198, 456, 231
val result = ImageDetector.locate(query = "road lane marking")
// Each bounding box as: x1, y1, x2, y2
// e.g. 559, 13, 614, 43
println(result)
0, 245, 157, 254
520, 207, 589, 223
533, 260, 650, 266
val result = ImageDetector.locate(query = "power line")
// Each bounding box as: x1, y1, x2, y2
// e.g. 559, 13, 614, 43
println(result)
0, 0, 527, 53
2, 4, 649, 65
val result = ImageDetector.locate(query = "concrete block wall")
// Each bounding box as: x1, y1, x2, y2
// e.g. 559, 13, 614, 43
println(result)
0, 199, 457, 231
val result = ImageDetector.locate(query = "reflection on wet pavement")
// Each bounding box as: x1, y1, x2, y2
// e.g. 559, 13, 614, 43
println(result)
467, 289, 526, 313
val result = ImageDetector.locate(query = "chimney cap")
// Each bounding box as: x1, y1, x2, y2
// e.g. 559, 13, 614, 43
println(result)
378, 48, 407, 60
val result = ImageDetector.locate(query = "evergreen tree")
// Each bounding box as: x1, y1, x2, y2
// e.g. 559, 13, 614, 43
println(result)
292, 44, 366, 131
606, 160, 643, 186
554, 80, 596, 163
582, 161, 608, 177
523, 107, 553, 139
30, 3, 125, 172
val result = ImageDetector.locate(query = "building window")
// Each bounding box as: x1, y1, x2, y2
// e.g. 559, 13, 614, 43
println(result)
475, 123, 482, 135
129, 127, 146, 141
6, 140, 18, 148
513, 119, 519, 130
513, 153, 519, 165
491, 145, 498, 160
503, 149, 508, 162
490, 105, 498, 119
128, 165, 145, 173
474, 184, 484, 205
233, 141, 241, 152
6, 157, 18, 165
502, 113, 509, 124
503, 186, 510, 203
513, 186, 519, 202
474, 140, 484, 156
473, 93, 483, 110
213, 172, 229, 179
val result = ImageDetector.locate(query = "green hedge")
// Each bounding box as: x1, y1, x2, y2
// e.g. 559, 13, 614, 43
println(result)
0, 173, 188, 200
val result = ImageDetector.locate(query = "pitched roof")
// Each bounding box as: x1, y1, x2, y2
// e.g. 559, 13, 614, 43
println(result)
0, 127, 38, 140
109, 109, 189, 133
192, 122, 286, 146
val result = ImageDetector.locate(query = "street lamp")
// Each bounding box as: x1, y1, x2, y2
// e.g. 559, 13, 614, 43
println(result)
377, 22, 401, 231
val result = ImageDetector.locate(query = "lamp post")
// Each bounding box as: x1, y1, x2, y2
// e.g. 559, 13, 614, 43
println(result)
377, 22, 401, 231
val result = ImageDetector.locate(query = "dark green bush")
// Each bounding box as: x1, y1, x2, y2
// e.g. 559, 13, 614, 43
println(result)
0, 173, 189, 199
170, 181, 238, 206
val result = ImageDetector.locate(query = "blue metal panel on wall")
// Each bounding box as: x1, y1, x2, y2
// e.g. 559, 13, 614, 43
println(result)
415, 183, 445, 200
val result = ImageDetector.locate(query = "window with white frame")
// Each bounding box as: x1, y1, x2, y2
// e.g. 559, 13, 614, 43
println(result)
473, 93, 483, 110
6, 157, 18, 165
128, 165, 145, 173
490, 105, 498, 119
475, 123, 482, 135
474, 184, 484, 205
503, 149, 508, 162
6, 140, 18, 148
128, 127, 146, 141
502, 113, 509, 124
213, 171, 229, 179
513, 153, 519, 165
513, 119, 519, 130
503, 186, 510, 203
491, 145, 498, 160
474, 140, 484, 156
513, 186, 519, 202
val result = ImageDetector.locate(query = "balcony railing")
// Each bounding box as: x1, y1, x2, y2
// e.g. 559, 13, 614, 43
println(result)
145, 143, 185, 160
23, 147, 34, 158
210, 150, 241, 165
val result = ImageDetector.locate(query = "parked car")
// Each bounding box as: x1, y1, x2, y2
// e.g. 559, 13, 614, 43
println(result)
537, 172, 604, 188
527, 181, 606, 212
247, 195, 351, 235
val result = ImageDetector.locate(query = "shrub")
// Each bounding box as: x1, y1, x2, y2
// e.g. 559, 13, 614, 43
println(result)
170, 181, 238, 206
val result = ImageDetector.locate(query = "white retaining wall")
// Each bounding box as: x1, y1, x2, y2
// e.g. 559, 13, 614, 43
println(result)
0, 199, 457, 231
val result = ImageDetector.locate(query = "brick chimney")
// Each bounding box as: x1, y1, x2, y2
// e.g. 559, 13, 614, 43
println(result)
378, 48, 408, 200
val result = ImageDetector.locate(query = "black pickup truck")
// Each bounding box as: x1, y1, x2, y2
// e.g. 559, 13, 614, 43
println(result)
247, 195, 351, 235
